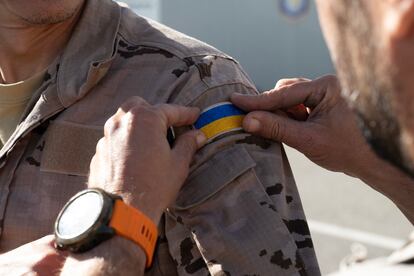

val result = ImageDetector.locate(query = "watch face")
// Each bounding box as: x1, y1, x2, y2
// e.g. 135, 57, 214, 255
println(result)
57, 191, 104, 239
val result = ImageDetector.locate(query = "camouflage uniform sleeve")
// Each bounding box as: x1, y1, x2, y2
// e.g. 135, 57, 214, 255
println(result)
166, 56, 320, 276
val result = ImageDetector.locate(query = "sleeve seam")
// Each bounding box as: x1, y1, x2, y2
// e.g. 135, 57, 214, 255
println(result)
184, 82, 258, 106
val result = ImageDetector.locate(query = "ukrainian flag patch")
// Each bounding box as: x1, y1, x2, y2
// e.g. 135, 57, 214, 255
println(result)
194, 102, 246, 142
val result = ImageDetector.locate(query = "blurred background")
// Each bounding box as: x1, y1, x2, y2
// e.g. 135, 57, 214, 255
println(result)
124, 0, 413, 274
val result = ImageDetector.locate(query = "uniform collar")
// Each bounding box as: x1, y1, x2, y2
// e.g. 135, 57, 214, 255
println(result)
57, 0, 121, 108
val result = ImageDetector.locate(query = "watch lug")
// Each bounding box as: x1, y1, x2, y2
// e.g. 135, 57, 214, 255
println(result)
54, 188, 120, 254
108, 192, 123, 201
97, 225, 116, 238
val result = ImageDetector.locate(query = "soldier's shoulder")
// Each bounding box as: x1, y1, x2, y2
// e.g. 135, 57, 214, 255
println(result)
117, 7, 257, 106
118, 6, 231, 61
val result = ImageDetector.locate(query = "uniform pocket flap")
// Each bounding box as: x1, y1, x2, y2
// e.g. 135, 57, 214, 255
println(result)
174, 144, 256, 210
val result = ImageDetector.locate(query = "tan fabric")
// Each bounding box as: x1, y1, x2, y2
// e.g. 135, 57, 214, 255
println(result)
0, 1, 320, 275
0, 70, 45, 147
41, 121, 103, 176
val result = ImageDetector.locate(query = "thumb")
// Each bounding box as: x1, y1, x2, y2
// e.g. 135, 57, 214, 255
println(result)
243, 111, 311, 150
172, 130, 206, 166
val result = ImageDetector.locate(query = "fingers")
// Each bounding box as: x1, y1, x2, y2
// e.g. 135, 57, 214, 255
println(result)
231, 75, 338, 111
275, 77, 310, 89
35, 235, 56, 244
119, 96, 149, 113
231, 91, 278, 111
108, 97, 200, 137
105, 97, 149, 136
242, 111, 311, 150
276, 78, 311, 121
172, 130, 207, 175
231, 82, 315, 111
119, 97, 201, 128
285, 104, 309, 121
154, 104, 200, 128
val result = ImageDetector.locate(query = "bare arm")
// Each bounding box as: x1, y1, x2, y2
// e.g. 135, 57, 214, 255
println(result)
231, 75, 414, 224
356, 147, 414, 223
61, 237, 146, 276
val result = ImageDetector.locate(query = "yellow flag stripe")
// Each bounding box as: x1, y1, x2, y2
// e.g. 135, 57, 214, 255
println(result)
200, 115, 244, 140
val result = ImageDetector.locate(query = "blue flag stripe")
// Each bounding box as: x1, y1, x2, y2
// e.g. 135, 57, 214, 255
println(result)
194, 104, 245, 129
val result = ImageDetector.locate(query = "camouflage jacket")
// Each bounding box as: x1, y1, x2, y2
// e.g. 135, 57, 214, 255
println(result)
0, 0, 320, 275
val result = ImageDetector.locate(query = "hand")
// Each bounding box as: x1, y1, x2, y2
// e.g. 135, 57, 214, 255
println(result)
0, 235, 67, 276
88, 97, 207, 223
231, 75, 375, 177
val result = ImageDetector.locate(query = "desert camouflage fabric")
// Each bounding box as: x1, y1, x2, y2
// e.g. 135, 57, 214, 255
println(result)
0, 0, 320, 275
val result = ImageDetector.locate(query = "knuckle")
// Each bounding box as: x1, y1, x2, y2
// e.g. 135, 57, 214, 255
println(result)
269, 120, 284, 141
288, 77, 304, 84
323, 75, 340, 89
89, 155, 98, 170
275, 79, 289, 87
262, 90, 277, 102
120, 96, 147, 110
276, 77, 309, 89
129, 105, 153, 119
150, 106, 166, 119
297, 77, 311, 82
129, 107, 162, 129
151, 105, 169, 125
94, 141, 106, 161
104, 117, 118, 134
155, 103, 172, 119
95, 138, 105, 152
129, 96, 147, 105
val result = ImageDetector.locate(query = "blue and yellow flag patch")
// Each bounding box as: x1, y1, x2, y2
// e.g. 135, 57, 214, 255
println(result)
194, 102, 246, 142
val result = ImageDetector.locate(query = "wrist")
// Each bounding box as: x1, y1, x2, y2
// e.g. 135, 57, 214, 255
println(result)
351, 146, 412, 196
56, 188, 160, 268
112, 192, 164, 225
344, 142, 381, 180
122, 192, 163, 225
61, 237, 146, 276
87, 180, 164, 225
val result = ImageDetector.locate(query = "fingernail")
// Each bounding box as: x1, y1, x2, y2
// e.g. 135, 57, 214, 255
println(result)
196, 132, 207, 147
244, 117, 261, 132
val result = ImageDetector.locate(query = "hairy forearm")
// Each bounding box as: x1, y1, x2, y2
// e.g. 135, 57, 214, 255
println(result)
356, 151, 414, 224
60, 237, 146, 276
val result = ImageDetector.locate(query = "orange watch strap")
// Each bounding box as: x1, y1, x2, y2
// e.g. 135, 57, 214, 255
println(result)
109, 200, 158, 268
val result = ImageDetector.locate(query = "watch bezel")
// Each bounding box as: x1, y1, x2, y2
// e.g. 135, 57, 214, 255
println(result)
54, 188, 121, 253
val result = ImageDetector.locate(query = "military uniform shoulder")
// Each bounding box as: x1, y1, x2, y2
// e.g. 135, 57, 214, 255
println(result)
116, 5, 257, 108
118, 6, 230, 61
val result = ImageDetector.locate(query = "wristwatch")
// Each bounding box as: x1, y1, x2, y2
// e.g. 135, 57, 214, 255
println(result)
54, 188, 158, 267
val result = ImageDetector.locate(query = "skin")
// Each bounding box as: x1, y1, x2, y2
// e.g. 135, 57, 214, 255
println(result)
63, 98, 206, 276
88, 97, 207, 223
0, 1, 207, 274
0, 98, 206, 275
315, 0, 414, 177
232, 76, 414, 223
7, 0, 414, 273
0, 235, 67, 275
231, 0, 414, 223
0, 0, 84, 83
